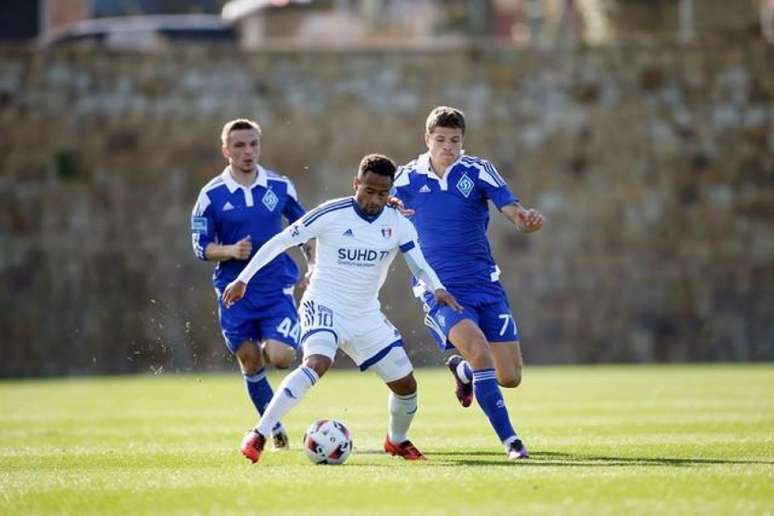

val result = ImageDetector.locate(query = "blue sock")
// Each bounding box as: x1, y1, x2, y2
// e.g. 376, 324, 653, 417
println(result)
473, 368, 517, 443
244, 368, 274, 416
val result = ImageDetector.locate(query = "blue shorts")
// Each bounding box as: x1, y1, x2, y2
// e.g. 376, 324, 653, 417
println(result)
216, 286, 300, 354
421, 291, 520, 351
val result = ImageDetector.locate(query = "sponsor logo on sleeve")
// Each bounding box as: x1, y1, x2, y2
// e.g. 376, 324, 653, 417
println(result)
191, 216, 208, 234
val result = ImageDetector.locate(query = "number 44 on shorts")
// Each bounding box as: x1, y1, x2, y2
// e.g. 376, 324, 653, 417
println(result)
276, 317, 301, 343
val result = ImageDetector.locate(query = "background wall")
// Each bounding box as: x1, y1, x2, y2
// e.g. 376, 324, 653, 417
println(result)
1, 41, 772, 376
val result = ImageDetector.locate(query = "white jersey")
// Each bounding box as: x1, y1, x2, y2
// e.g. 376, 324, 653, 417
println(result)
237, 196, 444, 314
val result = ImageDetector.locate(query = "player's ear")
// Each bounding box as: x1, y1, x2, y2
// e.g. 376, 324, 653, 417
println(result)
221, 145, 230, 160
352, 177, 359, 192
424, 132, 431, 148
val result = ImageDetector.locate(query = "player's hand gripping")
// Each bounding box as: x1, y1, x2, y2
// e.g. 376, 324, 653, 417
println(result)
231, 235, 252, 260
516, 206, 545, 233
222, 280, 247, 308
387, 196, 415, 217
433, 289, 463, 313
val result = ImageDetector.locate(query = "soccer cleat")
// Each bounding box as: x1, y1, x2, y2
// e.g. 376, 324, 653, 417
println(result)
240, 429, 266, 464
272, 428, 289, 450
506, 439, 529, 460
383, 436, 426, 461
446, 354, 473, 408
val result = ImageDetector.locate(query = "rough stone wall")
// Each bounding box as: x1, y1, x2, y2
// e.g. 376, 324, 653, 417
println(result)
1, 43, 772, 376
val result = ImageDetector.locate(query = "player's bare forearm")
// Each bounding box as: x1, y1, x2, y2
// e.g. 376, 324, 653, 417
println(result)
501, 203, 545, 233
205, 236, 252, 261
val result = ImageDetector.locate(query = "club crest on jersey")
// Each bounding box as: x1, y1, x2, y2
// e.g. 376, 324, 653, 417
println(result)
381, 226, 392, 239
262, 189, 279, 211
456, 174, 474, 198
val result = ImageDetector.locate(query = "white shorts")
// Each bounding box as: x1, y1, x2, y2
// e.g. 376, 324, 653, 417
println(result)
299, 296, 413, 383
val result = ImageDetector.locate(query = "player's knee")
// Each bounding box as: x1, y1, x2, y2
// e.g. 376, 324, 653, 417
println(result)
303, 354, 331, 378
466, 338, 493, 368
388, 374, 416, 396
240, 358, 261, 375
266, 345, 296, 369
236, 343, 263, 374
498, 371, 522, 388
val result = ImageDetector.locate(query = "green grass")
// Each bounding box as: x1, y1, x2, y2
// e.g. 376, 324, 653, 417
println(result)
1, 365, 773, 515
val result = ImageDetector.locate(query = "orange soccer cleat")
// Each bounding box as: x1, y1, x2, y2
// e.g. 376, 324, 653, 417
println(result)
384, 436, 427, 461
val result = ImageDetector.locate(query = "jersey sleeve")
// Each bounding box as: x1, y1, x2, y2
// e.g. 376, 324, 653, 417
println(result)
475, 159, 518, 209
391, 165, 412, 199
282, 178, 306, 224
236, 211, 322, 284
396, 214, 419, 253
191, 189, 216, 261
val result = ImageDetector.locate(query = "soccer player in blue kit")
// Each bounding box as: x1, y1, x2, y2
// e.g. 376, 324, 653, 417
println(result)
191, 119, 313, 449
393, 106, 545, 460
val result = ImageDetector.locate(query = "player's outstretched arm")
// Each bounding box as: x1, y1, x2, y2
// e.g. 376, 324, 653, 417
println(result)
401, 243, 463, 313
501, 202, 545, 234
222, 224, 308, 308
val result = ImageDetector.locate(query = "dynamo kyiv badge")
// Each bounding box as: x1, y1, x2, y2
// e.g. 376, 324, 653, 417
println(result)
456, 174, 474, 198
262, 189, 279, 211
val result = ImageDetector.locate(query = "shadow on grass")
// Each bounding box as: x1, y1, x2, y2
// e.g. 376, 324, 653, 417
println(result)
432, 450, 774, 468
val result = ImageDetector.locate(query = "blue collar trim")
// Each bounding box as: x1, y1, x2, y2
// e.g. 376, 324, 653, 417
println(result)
351, 198, 382, 223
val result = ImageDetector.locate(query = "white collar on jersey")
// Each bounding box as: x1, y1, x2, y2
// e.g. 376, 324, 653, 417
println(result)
415, 151, 466, 191
221, 165, 268, 193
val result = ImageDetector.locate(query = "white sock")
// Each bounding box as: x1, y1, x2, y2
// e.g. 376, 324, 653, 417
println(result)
256, 366, 319, 437
388, 392, 418, 444
456, 360, 472, 384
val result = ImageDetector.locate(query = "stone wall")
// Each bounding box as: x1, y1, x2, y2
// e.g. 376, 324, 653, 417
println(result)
1, 42, 772, 376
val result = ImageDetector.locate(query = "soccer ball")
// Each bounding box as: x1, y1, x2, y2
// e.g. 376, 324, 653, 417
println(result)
303, 419, 353, 465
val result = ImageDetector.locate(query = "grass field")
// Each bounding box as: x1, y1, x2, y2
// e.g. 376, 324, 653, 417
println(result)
1, 364, 772, 515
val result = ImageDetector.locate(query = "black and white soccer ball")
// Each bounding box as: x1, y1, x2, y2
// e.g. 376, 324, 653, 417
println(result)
303, 419, 353, 465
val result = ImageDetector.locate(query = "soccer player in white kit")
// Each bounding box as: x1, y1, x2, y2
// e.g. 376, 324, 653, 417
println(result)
222, 154, 462, 464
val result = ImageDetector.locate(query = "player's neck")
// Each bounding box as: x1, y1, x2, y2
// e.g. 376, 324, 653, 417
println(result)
429, 159, 449, 179
229, 166, 257, 187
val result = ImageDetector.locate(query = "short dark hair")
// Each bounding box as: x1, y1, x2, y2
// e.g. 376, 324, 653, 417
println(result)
358, 153, 396, 180
221, 118, 262, 146
425, 106, 466, 135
